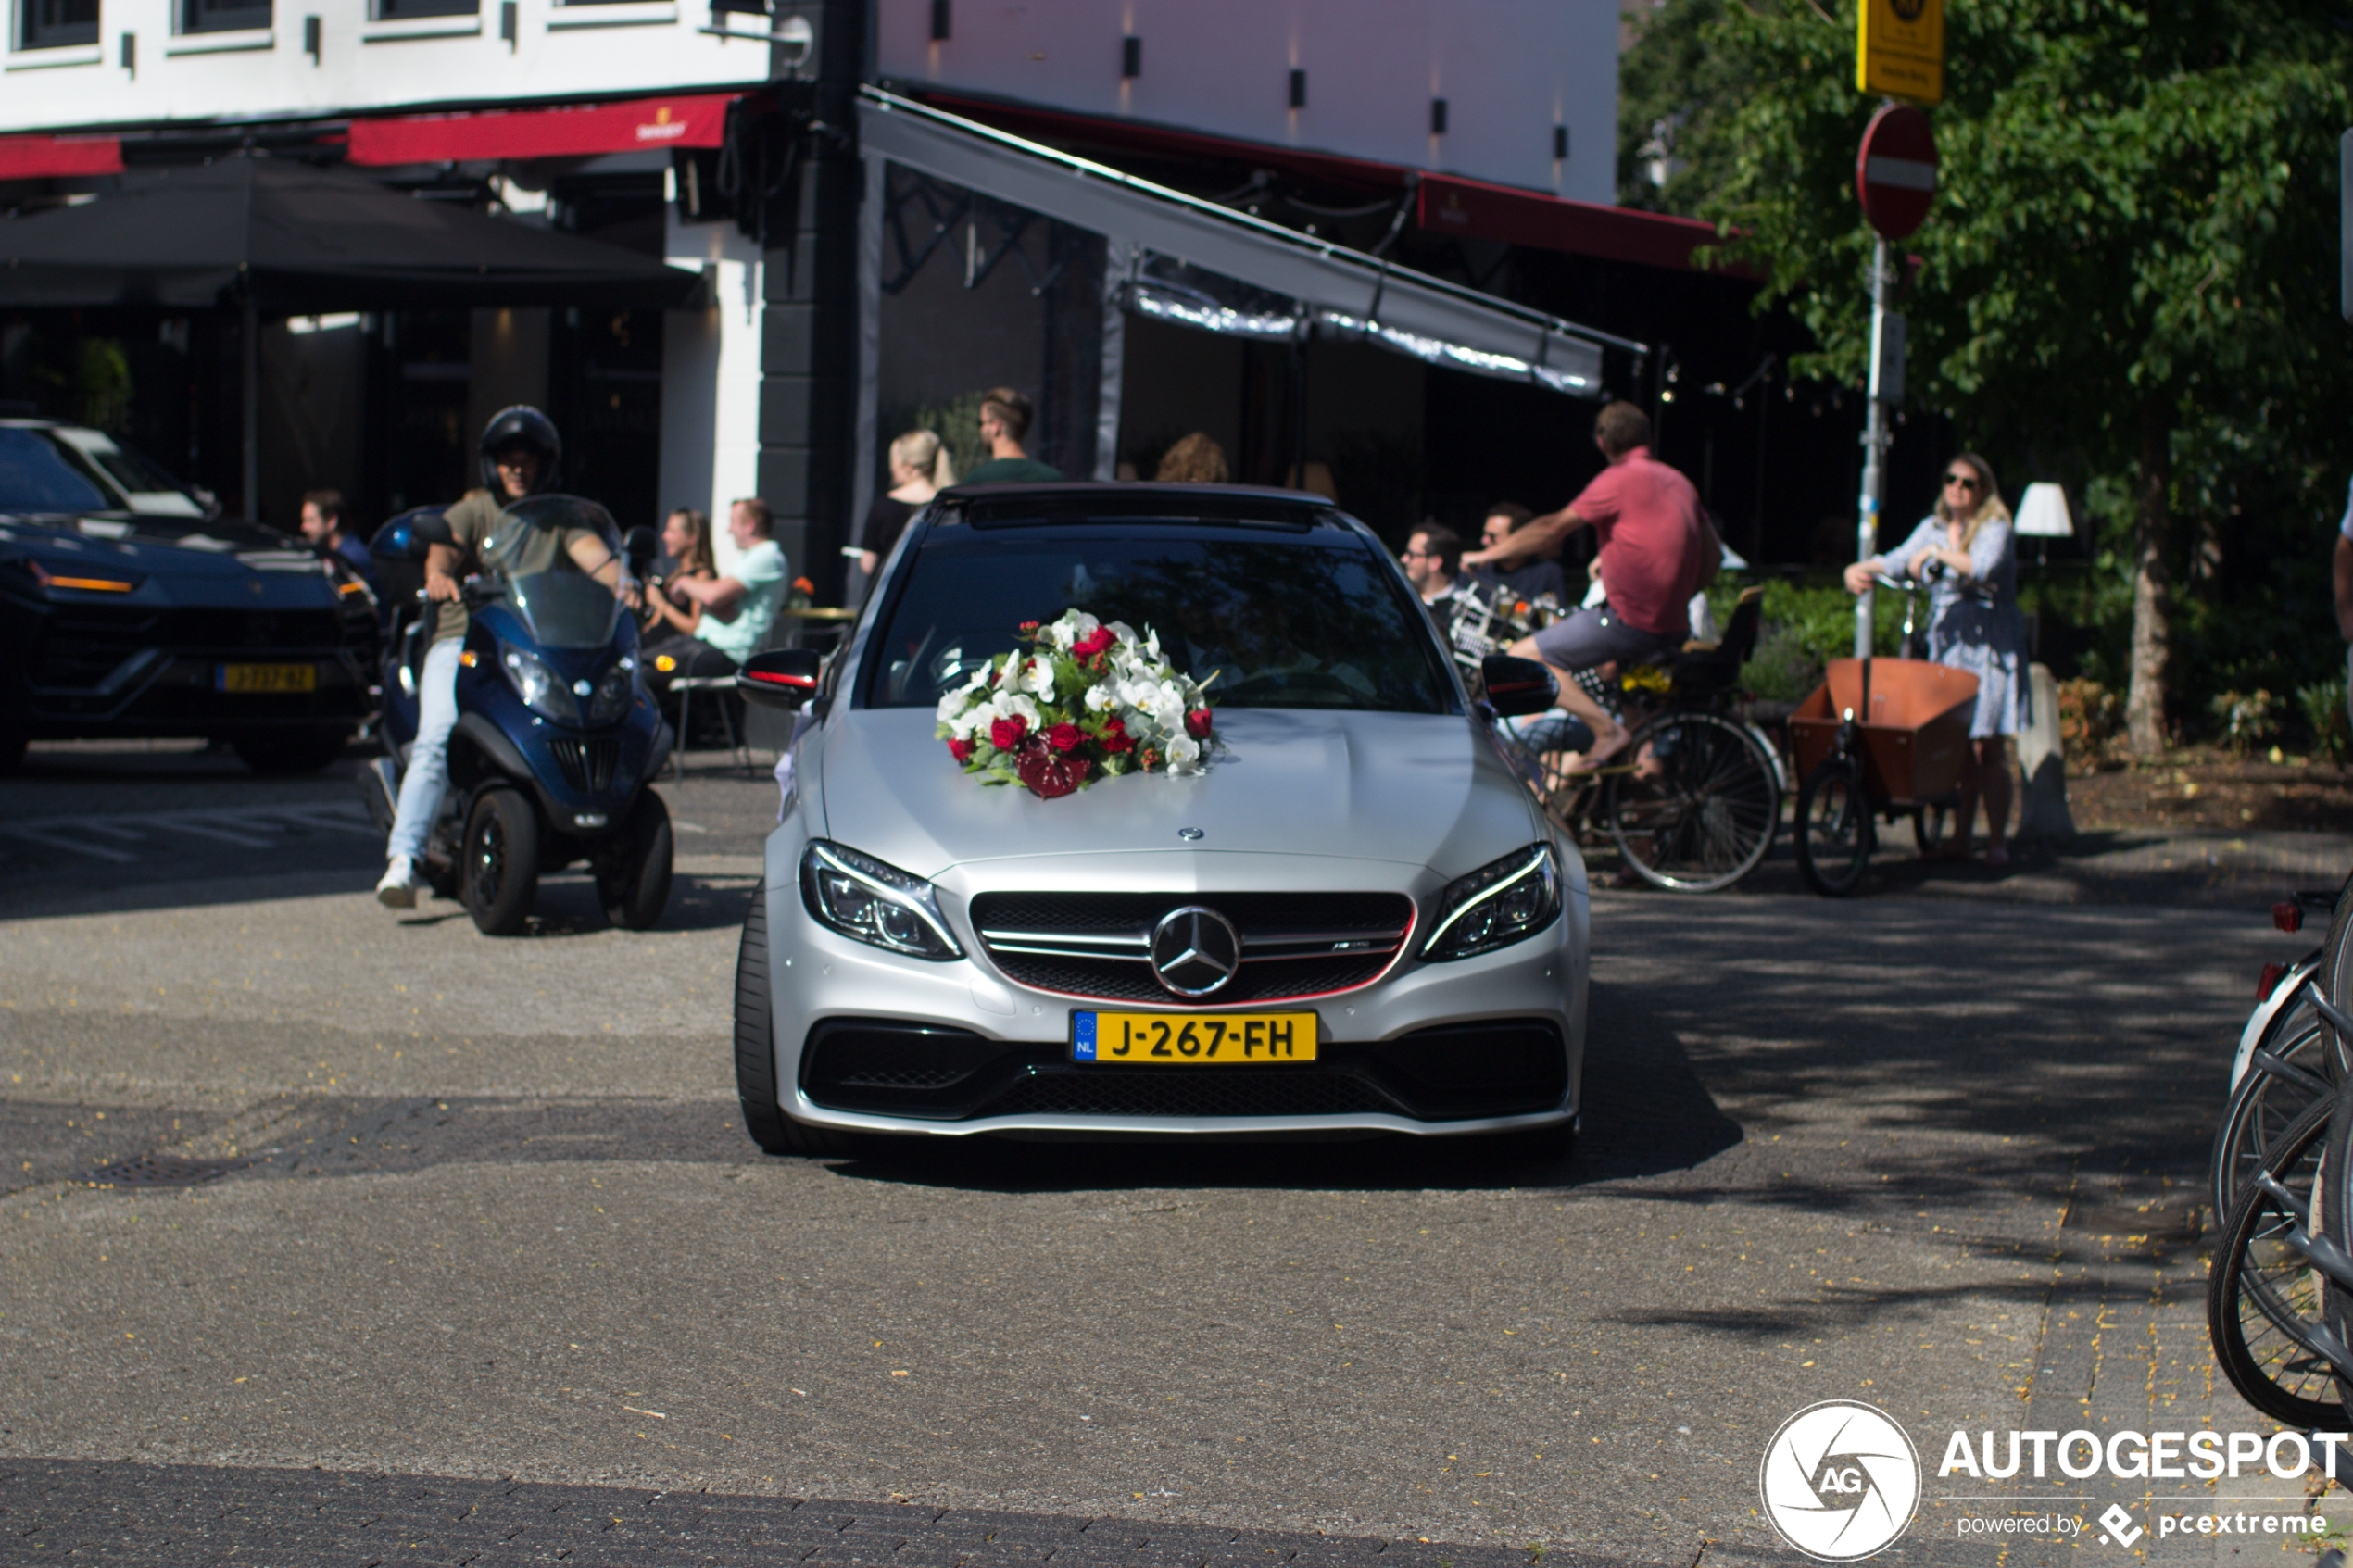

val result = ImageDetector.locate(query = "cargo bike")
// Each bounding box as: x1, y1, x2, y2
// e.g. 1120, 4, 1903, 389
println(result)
1787, 654, 1979, 896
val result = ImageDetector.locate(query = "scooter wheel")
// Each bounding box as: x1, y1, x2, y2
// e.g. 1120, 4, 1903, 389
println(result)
597, 790, 674, 932
462, 786, 540, 935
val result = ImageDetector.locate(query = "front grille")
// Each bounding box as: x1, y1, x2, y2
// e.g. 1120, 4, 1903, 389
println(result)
980, 1068, 1402, 1119
550, 737, 621, 792
28, 603, 357, 691
970, 891, 1413, 1005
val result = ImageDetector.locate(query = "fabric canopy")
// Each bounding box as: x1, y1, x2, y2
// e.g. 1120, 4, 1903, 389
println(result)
347, 93, 736, 168
0, 155, 706, 314
0, 134, 123, 182
859, 89, 1642, 395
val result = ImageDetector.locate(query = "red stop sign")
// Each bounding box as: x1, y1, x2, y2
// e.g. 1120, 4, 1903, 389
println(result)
1856, 103, 1937, 240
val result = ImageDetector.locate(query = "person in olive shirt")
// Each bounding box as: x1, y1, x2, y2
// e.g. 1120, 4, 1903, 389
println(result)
958, 387, 1063, 484
376, 407, 625, 909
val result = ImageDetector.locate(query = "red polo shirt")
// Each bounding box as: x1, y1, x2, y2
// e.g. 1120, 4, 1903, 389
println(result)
1571, 445, 1706, 636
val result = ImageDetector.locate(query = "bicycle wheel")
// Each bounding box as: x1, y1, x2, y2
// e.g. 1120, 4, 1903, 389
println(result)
1599, 710, 1780, 893
2210, 981, 2333, 1224
1794, 757, 1875, 897
2208, 1095, 2343, 1429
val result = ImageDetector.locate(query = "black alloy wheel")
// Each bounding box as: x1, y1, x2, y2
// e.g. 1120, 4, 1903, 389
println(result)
462, 786, 541, 936
1794, 756, 1874, 897
2206, 1095, 2345, 1429
734, 878, 860, 1158
596, 789, 674, 932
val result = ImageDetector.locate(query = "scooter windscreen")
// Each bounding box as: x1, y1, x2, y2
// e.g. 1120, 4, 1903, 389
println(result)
482, 495, 627, 650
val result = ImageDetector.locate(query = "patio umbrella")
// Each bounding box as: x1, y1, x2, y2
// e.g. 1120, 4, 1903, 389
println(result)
0, 154, 707, 511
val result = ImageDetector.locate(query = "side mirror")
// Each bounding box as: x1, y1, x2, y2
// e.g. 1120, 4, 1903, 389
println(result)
409, 510, 455, 548
369, 507, 449, 563
623, 525, 658, 576
737, 647, 824, 710
1480, 654, 1557, 719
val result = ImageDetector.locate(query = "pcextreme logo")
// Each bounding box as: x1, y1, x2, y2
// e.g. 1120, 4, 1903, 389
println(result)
1758, 1400, 1923, 1561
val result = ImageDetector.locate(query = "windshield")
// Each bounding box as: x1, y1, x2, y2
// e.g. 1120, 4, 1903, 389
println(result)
487, 495, 624, 651
862, 524, 1457, 714
0, 428, 111, 515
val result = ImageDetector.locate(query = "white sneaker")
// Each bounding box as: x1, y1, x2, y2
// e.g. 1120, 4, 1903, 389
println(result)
375, 857, 420, 909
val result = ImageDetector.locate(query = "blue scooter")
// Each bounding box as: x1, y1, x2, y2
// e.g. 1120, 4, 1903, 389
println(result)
362, 495, 674, 935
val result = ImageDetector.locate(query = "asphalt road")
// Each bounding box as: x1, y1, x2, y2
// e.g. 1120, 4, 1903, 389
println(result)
0, 740, 2342, 1567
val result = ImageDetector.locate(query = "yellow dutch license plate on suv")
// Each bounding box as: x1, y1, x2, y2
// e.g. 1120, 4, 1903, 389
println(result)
218, 662, 318, 694
1071, 1010, 1316, 1064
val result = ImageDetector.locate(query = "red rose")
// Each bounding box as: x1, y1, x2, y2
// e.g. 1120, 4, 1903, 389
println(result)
1184, 709, 1214, 739
1046, 722, 1084, 753
988, 715, 1028, 750
1015, 738, 1090, 799
947, 737, 975, 763
1100, 718, 1134, 755
1071, 626, 1115, 659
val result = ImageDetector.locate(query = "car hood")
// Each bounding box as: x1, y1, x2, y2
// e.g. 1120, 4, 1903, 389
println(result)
0, 515, 342, 608
814, 707, 1545, 882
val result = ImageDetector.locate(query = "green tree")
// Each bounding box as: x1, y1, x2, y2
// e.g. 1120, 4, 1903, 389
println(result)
1624, 0, 2353, 752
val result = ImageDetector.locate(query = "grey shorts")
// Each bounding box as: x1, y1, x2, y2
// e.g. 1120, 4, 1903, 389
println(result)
1530, 602, 1682, 672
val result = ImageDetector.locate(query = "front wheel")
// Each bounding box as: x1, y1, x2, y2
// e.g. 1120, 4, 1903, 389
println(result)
596, 790, 674, 931
462, 786, 541, 935
735, 878, 861, 1157
1794, 757, 1874, 896
1598, 711, 1780, 893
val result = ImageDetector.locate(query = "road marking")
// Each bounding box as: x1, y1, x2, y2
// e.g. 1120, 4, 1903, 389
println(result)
0, 801, 377, 864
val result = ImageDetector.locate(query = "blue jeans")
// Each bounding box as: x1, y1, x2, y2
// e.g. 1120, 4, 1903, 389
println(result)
387, 639, 461, 865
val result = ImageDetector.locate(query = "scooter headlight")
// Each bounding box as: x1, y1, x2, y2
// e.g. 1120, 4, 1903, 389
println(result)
501, 646, 578, 723
586, 657, 636, 725
1420, 843, 1561, 961
799, 840, 963, 960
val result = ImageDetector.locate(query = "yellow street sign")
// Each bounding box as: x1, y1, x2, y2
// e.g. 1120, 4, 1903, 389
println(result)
1856, 0, 1944, 106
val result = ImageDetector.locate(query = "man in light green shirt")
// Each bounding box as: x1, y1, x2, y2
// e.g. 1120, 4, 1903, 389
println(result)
653, 495, 788, 695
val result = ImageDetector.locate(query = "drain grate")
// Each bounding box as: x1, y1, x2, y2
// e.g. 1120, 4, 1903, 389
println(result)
86, 1155, 245, 1188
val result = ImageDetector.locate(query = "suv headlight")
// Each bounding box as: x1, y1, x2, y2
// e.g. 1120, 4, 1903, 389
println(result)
1420, 844, 1560, 961
800, 840, 963, 960
501, 646, 578, 723
586, 657, 636, 724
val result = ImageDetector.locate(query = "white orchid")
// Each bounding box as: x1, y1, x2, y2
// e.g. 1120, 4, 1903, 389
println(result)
1018, 658, 1058, 700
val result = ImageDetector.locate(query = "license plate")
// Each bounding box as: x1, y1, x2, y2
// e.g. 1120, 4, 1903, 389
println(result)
218, 663, 317, 694
1071, 1010, 1316, 1064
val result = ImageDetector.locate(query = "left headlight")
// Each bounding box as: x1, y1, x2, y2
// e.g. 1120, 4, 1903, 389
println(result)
586, 657, 636, 724
1419, 843, 1561, 962
800, 840, 964, 961
501, 646, 579, 723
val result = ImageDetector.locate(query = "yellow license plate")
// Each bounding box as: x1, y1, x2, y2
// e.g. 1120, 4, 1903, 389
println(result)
218, 663, 317, 694
1071, 1010, 1316, 1064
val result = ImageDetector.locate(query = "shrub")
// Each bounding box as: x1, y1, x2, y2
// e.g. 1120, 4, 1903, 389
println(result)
2209, 689, 2283, 756
2057, 678, 2122, 767
2297, 679, 2351, 763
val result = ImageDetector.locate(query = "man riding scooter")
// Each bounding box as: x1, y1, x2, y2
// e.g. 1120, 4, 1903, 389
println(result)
376, 407, 629, 908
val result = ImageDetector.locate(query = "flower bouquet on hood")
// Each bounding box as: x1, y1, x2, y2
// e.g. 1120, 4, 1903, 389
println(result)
935, 609, 1216, 798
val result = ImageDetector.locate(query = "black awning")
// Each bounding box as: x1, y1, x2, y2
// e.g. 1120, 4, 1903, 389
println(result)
0, 155, 704, 313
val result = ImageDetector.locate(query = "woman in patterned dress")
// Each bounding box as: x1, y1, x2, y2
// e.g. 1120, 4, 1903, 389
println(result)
1843, 452, 2029, 866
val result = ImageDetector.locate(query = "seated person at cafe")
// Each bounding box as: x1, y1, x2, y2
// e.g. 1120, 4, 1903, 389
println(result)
1466, 502, 1566, 605
646, 495, 789, 700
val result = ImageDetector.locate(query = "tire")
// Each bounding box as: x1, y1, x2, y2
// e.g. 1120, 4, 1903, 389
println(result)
1794, 757, 1875, 897
596, 790, 674, 932
735, 878, 859, 1158
1912, 802, 1954, 856
461, 786, 540, 936
2209, 986, 2334, 1224
2207, 1095, 2345, 1429
233, 729, 351, 775
1598, 711, 1780, 893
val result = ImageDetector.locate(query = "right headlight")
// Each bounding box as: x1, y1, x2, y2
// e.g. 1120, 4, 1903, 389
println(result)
585, 657, 636, 724
799, 840, 963, 961
1419, 843, 1561, 961
501, 646, 578, 723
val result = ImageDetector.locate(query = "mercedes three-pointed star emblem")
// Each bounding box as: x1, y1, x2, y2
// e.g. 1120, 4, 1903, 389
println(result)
1148, 905, 1241, 998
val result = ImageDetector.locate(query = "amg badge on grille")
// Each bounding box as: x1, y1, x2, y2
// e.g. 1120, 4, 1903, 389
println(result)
1149, 905, 1241, 998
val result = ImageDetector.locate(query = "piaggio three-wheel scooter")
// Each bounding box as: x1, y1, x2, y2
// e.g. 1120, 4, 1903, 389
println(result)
363, 495, 675, 935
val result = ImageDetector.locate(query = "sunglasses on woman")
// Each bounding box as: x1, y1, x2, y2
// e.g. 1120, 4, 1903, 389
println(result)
1944, 471, 1982, 492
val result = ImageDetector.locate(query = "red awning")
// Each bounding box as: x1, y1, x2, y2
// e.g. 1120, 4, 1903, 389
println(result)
1417, 173, 1734, 274
0, 134, 124, 182
347, 92, 737, 167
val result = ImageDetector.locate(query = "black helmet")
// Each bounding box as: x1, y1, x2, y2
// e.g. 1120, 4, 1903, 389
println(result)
478, 405, 562, 495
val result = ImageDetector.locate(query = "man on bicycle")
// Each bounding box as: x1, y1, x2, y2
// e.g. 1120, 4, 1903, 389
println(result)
1461, 400, 1712, 771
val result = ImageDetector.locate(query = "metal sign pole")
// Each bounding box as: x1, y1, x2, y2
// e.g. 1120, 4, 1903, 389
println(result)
1855, 236, 1891, 659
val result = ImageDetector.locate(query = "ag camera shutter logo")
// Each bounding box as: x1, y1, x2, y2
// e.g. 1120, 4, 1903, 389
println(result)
1759, 1400, 1922, 1560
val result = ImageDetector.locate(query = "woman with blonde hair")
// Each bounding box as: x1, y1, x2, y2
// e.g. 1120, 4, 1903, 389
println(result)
858, 429, 957, 575
1843, 451, 2029, 865
1153, 432, 1230, 484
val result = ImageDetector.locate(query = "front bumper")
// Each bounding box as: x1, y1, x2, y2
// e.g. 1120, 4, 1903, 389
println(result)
756, 837, 1589, 1140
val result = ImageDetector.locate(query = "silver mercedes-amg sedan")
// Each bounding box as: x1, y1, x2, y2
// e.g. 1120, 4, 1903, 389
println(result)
732, 483, 1588, 1153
